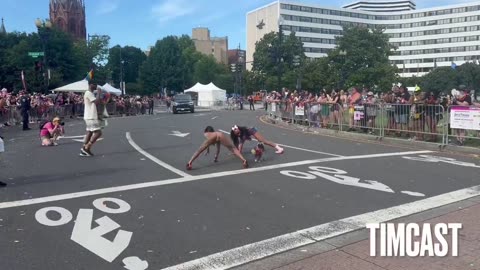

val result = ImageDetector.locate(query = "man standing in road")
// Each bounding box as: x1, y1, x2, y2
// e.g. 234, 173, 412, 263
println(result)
19, 90, 31, 130
148, 97, 154, 115
80, 82, 104, 157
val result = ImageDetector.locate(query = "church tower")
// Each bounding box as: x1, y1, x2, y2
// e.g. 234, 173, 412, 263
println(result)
0, 18, 6, 35
49, 0, 86, 40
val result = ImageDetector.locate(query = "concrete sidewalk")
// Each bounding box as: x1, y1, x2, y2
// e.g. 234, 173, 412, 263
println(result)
235, 196, 480, 270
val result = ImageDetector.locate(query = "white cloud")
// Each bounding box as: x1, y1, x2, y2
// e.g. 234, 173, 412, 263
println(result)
152, 0, 196, 23
97, 0, 119, 15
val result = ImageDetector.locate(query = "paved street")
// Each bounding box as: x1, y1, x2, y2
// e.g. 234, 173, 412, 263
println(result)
1, 109, 480, 270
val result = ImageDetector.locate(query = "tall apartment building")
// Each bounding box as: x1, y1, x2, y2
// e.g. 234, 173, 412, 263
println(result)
192, 27, 228, 65
247, 0, 480, 77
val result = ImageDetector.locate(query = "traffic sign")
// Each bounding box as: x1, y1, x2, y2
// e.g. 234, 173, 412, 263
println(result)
28, 52, 45, 58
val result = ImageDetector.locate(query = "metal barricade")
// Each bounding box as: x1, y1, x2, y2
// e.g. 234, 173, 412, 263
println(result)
293, 103, 307, 124
382, 103, 446, 143
446, 105, 480, 147
342, 103, 383, 136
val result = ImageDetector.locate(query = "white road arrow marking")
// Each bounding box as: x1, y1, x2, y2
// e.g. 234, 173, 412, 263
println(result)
169, 131, 190, 138
71, 209, 133, 263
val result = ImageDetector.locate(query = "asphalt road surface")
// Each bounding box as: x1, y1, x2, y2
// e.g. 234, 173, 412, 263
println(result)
1, 109, 480, 270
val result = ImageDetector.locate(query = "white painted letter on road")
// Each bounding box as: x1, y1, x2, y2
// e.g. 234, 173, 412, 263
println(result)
71, 209, 133, 263
93, 198, 131, 214
35, 207, 73, 227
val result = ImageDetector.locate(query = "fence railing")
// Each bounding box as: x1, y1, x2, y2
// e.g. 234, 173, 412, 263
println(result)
0, 102, 154, 126
267, 101, 480, 148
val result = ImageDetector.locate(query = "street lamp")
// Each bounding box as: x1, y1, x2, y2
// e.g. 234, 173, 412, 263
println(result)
35, 18, 52, 93
276, 16, 285, 91
293, 55, 302, 91
339, 50, 347, 89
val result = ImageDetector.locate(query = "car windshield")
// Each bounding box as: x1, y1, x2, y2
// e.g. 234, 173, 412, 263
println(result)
175, 95, 191, 102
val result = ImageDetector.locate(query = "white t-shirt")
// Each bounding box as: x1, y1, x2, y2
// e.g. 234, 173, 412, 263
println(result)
83, 90, 98, 120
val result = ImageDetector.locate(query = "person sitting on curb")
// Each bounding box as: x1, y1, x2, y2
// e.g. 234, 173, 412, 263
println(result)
40, 117, 65, 146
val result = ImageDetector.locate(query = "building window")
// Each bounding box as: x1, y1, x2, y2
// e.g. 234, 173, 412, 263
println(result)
301, 6, 312, 12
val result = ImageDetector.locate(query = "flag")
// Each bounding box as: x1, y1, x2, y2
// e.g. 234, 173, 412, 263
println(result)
451, 62, 456, 70
21, 70, 27, 91
85, 69, 94, 81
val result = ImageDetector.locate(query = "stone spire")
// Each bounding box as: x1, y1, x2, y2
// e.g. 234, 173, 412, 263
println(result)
0, 18, 6, 35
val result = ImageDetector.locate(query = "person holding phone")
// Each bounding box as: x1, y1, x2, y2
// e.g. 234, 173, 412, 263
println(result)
40, 117, 65, 146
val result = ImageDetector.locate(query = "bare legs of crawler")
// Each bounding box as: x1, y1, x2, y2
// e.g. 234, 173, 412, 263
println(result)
187, 128, 248, 170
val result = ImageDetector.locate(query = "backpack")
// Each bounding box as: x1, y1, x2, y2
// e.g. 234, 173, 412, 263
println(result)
39, 120, 49, 130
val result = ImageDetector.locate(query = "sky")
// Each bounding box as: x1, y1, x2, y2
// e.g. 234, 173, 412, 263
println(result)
0, 0, 478, 51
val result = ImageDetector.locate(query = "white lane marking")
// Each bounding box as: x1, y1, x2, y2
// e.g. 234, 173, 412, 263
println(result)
211, 116, 219, 120
0, 150, 431, 209
401, 191, 425, 197
125, 132, 191, 178
72, 138, 104, 143
218, 129, 343, 157
59, 135, 86, 139
160, 184, 480, 270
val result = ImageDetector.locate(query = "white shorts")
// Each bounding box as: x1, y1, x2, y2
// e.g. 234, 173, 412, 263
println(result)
85, 119, 106, 132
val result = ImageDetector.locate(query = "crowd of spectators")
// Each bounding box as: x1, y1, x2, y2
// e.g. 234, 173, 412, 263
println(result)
0, 88, 157, 129
263, 85, 480, 145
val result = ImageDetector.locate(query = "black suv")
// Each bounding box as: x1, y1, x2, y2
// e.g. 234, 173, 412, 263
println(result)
172, 94, 195, 114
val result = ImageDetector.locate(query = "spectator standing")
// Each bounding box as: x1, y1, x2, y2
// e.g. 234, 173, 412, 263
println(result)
347, 87, 362, 131
19, 90, 31, 130
0, 132, 5, 187
166, 97, 172, 113
248, 95, 255, 110
452, 85, 472, 145
148, 97, 154, 115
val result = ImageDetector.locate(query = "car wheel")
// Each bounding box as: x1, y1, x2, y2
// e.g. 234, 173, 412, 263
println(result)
191, 109, 195, 113
173, 109, 178, 114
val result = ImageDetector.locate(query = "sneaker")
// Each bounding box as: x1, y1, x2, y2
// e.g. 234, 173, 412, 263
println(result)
275, 145, 284, 154
83, 147, 94, 156
186, 163, 193, 171
80, 148, 92, 156
53, 142, 59, 146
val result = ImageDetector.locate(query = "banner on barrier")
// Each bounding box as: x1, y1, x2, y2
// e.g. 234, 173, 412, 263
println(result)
295, 106, 304, 116
354, 105, 365, 121
450, 106, 480, 131
271, 103, 276, 112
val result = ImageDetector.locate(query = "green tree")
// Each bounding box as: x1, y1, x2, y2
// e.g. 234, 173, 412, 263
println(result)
457, 62, 480, 92
193, 55, 222, 84
139, 36, 184, 94
300, 58, 332, 91
328, 26, 398, 91
419, 67, 458, 94
252, 31, 306, 89
107, 45, 146, 87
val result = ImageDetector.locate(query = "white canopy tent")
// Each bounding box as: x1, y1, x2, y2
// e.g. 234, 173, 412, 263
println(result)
52, 80, 123, 96
184, 82, 226, 107
102, 83, 122, 96
52, 79, 89, 92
